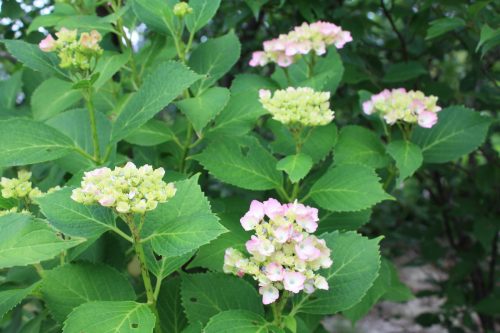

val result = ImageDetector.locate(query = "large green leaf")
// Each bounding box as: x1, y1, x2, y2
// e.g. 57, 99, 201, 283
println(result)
188, 32, 241, 94
386, 140, 423, 182
111, 61, 201, 143
42, 263, 136, 322
94, 52, 130, 89
185, 0, 221, 33
175, 87, 230, 134
132, 0, 177, 36
63, 301, 156, 333
194, 136, 283, 191
277, 153, 313, 183
145, 246, 194, 280
0, 214, 83, 269
308, 164, 392, 212
157, 277, 188, 333
0, 118, 75, 167
31, 78, 81, 120
426, 17, 466, 40
124, 119, 175, 147
295, 231, 381, 314
0, 282, 40, 319
204, 310, 282, 333
141, 176, 226, 257
334, 125, 389, 169
181, 273, 263, 325
1, 39, 64, 76
207, 74, 277, 138
36, 187, 116, 239
412, 106, 492, 163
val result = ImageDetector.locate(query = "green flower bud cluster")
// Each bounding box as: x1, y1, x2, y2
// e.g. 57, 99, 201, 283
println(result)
173, 2, 193, 17
1, 170, 43, 200
39, 28, 103, 71
259, 87, 335, 127
0, 207, 30, 217
71, 162, 177, 215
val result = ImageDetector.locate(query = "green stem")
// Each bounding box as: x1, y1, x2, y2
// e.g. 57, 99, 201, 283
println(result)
84, 88, 101, 163
179, 124, 193, 173
272, 293, 290, 327
383, 165, 396, 190
33, 263, 45, 278
283, 67, 292, 86
290, 182, 300, 201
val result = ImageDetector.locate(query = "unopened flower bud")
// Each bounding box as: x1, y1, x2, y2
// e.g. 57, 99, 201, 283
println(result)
173, 2, 193, 17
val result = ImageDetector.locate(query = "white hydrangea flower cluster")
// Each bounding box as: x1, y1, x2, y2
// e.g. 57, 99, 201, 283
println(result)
39, 27, 103, 71
250, 21, 352, 67
71, 162, 176, 214
1, 170, 43, 200
224, 198, 332, 305
259, 87, 334, 127
362, 88, 442, 128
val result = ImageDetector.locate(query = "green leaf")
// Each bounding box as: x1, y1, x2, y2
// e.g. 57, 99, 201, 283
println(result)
157, 277, 188, 333
381, 261, 413, 302
309, 164, 392, 212
207, 74, 277, 138
0, 214, 83, 269
382, 61, 427, 83
31, 78, 81, 121
185, 0, 221, 33
94, 52, 130, 89
204, 310, 282, 333
111, 61, 201, 143
194, 136, 283, 191
476, 24, 500, 55
176, 87, 230, 134
426, 17, 466, 40
63, 301, 156, 333
141, 176, 226, 257
189, 32, 241, 94
1, 39, 64, 76
284, 316, 297, 333
334, 125, 389, 169
52, 15, 115, 32
47, 108, 112, 173
0, 118, 75, 167
277, 153, 313, 183
412, 106, 492, 163
386, 140, 423, 182
296, 231, 381, 314
0, 71, 23, 110
181, 273, 263, 325
244, 0, 269, 18
42, 263, 136, 322
317, 209, 372, 233
124, 120, 175, 147
36, 187, 116, 239
0, 282, 40, 319
132, 0, 177, 36
145, 246, 194, 280
343, 258, 391, 322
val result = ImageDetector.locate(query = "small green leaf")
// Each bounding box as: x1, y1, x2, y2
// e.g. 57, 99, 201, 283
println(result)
317, 209, 372, 233
0, 214, 83, 269
0, 282, 40, 319
426, 17, 466, 40
181, 273, 264, 325
296, 231, 381, 314
383, 61, 427, 83
381, 261, 414, 302
132, 0, 177, 36
111, 61, 201, 143
189, 32, 241, 94
145, 246, 194, 280
157, 277, 188, 333
185, 0, 221, 33
309, 164, 392, 212
176, 87, 230, 134
141, 176, 226, 257
276, 153, 313, 183
476, 24, 500, 55
412, 106, 492, 163
32, 78, 82, 121
284, 316, 297, 333
63, 301, 155, 333
204, 310, 282, 333
124, 120, 175, 147
334, 125, 389, 169
36, 187, 116, 239
195, 136, 283, 191
94, 52, 130, 89
0, 71, 23, 110
386, 140, 423, 182
42, 263, 136, 322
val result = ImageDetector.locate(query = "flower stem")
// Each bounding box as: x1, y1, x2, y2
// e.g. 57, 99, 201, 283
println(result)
84, 88, 101, 163
272, 293, 289, 327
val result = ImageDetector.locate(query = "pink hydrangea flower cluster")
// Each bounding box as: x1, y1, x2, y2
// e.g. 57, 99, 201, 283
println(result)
224, 198, 332, 305
362, 88, 441, 128
250, 21, 352, 68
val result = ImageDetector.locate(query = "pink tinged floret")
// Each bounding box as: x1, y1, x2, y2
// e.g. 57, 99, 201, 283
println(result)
295, 207, 319, 233
277, 54, 293, 67
245, 235, 261, 254
273, 224, 292, 243
263, 198, 284, 220
295, 237, 322, 261
249, 51, 267, 67
98, 195, 116, 207
265, 262, 285, 281
303, 280, 316, 294
259, 284, 279, 305
362, 100, 374, 115
417, 111, 438, 128
315, 276, 329, 290
39, 34, 56, 52
259, 89, 271, 100
240, 200, 265, 230
283, 271, 306, 293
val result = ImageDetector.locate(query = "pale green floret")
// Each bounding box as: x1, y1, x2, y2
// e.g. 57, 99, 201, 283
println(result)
1, 170, 43, 200
259, 87, 335, 127
173, 2, 193, 17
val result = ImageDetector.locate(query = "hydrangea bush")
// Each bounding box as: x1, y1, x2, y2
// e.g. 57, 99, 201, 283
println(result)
0, 1, 497, 333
